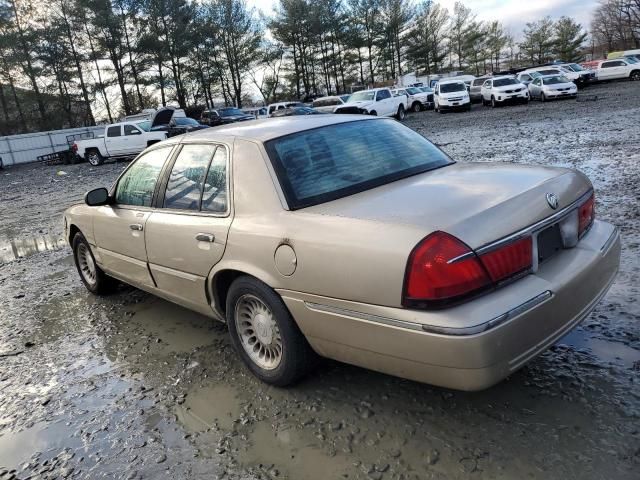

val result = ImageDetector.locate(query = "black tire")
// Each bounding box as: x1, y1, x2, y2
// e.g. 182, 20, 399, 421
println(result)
226, 276, 317, 386
72, 232, 117, 295
412, 102, 422, 112
395, 105, 406, 120
86, 149, 104, 166
540, 92, 546, 103
369, 110, 377, 116
147, 140, 160, 147
491, 96, 497, 108
630, 70, 640, 81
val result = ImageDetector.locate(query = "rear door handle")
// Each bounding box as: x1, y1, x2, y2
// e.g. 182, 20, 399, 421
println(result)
196, 233, 215, 243
129, 224, 143, 231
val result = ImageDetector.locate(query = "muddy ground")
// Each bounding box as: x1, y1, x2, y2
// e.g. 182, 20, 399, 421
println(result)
1, 80, 639, 480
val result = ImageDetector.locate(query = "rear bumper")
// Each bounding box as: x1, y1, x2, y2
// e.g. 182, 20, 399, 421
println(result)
280, 221, 620, 390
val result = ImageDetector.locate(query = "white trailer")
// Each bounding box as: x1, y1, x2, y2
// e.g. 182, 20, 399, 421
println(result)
0, 126, 104, 167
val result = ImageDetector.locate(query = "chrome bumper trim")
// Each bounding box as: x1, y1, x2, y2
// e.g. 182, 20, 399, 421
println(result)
305, 290, 553, 337
475, 189, 593, 255
600, 227, 619, 254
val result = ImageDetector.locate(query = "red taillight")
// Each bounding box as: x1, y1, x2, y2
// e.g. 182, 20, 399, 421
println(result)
403, 232, 534, 308
71, 143, 78, 152
479, 237, 532, 283
403, 231, 491, 306
578, 193, 595, 237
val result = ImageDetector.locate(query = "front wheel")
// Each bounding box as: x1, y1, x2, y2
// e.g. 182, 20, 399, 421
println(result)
227, 276, 317, 386
72, 232, 117, 295
540, 92, 546, 103
412, 102, 422, 113
491, 97, 497, 108
395, 105, 406, 120
630, 71, 640, 81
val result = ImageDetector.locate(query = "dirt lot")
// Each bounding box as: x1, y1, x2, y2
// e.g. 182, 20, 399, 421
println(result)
1, 80, 639, 480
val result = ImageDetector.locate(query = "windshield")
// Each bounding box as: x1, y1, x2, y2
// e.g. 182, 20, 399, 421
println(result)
349, 91, 375, 102
493, 78, 518, 87
174, 117, 199, 126
566, 63, 584, 71
529, 71, 543, 79
419, 87, 433, 93
219, 108, 244, 116
265, 119, 452, 209
136, 120, 151, 132
440, 83, 466, 93
543, 76, 570, 85
625, 56, 639, 63
406, 87, 421, 95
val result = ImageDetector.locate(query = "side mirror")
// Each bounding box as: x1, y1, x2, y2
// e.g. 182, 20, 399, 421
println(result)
85, 187, 110, 207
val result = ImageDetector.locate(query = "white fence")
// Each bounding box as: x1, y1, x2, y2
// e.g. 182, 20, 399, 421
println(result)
0, 126, 104, 166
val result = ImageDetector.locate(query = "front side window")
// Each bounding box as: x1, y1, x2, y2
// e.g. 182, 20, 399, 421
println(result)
115, 147, 172, 207
124, 124, 141, 136
265, 119, 453, 209
164, 144, 216, 210
376, 89, 391, 100
533, 78, 541, 86
107, 126, 121, 137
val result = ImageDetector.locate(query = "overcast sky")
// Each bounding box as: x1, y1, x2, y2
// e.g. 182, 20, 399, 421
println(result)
248, 0, 598, 37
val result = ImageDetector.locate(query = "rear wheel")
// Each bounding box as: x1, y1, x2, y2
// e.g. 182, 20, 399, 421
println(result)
86, 149, 104, 166
630, 70, 640, 81
72, 232, 117, 295
395, 105, 406, 120
369, 110, 378, 116
227, 276, 316, 386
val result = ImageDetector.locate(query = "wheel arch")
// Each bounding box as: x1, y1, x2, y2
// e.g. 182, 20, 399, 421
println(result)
209, 265, 282, 319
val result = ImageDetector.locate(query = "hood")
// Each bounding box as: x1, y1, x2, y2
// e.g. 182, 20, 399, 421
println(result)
493, 84, 525, 92
151, 107, 178, 128
304, 162, 591, 249
543, 82, 575, 89
343, 99, 374, 108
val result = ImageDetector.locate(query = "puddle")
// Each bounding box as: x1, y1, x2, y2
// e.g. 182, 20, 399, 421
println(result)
0, 421, 83, 471
239, 422, 353, 480
0, 235, 66, 263
175, 384, 241, 432
127, 298, 220, 353
558, 329, 640, 367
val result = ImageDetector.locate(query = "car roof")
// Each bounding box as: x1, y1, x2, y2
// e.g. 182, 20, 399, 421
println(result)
491, 75, 516, 81
183, 115, 378, 143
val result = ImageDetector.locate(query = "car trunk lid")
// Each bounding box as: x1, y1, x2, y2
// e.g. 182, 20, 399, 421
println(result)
303, 162, 591, 250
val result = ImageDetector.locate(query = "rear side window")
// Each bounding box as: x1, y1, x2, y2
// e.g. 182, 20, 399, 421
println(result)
116, 147, 172, 207
265, 119, 452, 209
376, 90, 391, 100
201, 148, 228, 213
164, 145, 216, 210
107, 126, 121, 137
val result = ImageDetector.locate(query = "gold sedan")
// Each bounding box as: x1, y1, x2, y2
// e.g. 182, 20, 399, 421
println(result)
64, 116, 620, 390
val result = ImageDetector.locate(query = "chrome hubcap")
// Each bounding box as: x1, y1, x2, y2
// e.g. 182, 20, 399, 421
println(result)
234, 294, 282, 370
77, 243, 97, 285
88, 153, 99, 166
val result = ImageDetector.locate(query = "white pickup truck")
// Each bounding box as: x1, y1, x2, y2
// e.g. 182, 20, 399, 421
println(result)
334, 88, 407, 119
73, 122, 167, 166
594, 58, 640, 81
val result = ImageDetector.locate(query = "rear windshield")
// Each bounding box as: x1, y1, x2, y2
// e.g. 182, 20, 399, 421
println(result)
264, 119, 453, 209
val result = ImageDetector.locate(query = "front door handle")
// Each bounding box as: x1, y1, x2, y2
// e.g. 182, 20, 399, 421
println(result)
129, 224, 143, 231
196, 233, 215, 243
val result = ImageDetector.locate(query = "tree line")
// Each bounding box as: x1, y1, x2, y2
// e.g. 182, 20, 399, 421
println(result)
0, 0, 636, 134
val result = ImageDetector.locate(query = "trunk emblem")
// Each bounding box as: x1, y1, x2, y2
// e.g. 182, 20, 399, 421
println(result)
546, 193, 559, 210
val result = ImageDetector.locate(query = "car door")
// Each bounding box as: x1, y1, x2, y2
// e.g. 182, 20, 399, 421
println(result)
599, 61, 620, 80
375, 89, 392, 115
92, 145, 175, 287
104, 125, 126, 155
123, 124, 147, 154
481, 80, 491, 100
529, 78, 541, 97
144, 143, 232, 312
